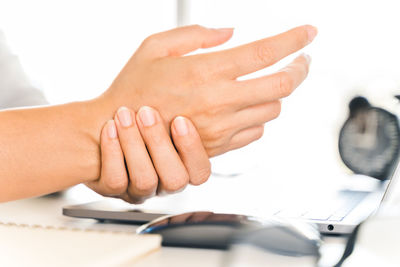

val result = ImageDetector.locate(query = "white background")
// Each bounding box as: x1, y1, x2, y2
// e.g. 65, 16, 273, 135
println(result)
1, 0, 400, 214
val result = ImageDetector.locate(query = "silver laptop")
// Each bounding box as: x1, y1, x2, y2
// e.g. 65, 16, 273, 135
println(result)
274, 184, 387, 234
63, 161, 399, 235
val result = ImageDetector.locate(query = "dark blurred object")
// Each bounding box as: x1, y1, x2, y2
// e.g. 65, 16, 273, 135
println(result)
339, 96, 400, 180
230, 225, 321, 257
137, 211, 253, 249
41, 191, 65, 198
137, 211, 321, 254
223, 226, 321, 267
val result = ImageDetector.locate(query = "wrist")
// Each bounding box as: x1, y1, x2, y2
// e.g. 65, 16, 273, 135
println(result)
68, 97, 118, 182
85, 95, 117, 143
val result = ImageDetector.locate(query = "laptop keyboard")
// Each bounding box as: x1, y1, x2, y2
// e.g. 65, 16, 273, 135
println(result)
274, 190, 370, 222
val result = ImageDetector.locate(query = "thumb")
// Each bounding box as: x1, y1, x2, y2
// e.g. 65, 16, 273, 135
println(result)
139, 25, 234, 58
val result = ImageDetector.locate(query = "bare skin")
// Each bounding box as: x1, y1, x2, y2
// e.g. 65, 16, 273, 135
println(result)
0, 25, 317, 202
87, 106, 211, 204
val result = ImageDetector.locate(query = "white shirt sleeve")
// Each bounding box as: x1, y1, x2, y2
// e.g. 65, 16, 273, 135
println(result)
0, 30, 48, 108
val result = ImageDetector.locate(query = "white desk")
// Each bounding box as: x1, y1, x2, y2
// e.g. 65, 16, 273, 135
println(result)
0, 185, 347, 266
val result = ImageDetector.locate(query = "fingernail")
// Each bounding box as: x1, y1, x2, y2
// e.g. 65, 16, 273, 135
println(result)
174, 116, 189, 136
306, 25, 318, 43
138, 106, 156, 127
117, 107, 132, 127
301, 53, 312, 64
107, 120, 117, 139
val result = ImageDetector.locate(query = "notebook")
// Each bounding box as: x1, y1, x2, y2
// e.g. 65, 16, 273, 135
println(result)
0, 222, 161, 267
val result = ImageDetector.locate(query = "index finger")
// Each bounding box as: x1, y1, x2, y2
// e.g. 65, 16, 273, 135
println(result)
208, 25, 317, 79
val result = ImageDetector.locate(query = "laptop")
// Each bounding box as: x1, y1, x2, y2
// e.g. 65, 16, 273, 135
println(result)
63, 160, 400, 235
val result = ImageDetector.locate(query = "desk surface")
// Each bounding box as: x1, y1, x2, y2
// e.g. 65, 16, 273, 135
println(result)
0, 185, 347, 267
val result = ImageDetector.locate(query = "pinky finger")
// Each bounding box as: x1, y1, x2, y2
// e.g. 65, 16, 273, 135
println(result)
227, 125, 265, 152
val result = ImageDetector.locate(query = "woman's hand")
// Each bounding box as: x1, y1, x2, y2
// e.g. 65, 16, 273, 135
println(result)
0, 25, 317, 203
86, 106, 211, 203
99, 24, 317, 157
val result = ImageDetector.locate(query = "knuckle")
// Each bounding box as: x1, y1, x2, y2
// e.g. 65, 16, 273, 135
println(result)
277, 71, 294, 97
140, 34, 161, 49
189, 24, 205, 32
105, 176, 128, 193
190, 164, 212, 186
254, 43, 276, 65
135, 175, 158, 195
163, 174, 189, 193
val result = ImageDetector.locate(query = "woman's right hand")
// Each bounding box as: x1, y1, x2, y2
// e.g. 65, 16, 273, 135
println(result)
86, 106, 211, 203
99, 24, 317, 157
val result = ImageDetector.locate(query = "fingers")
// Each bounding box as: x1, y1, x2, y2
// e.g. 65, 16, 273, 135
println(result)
171, 116, 211, 186
114, 107, 158, 200
139, 25, 234, 58
227, 125, 265, 153
231, 101, 281, 131
136, 106, 189, 193
233, 53, 311, 108
89, 107, 212, 203
86, 120, 128, 196
212, 25, 317, 79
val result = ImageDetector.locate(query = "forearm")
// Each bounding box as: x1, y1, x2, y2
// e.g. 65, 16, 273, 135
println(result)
0, 98, 108, 202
